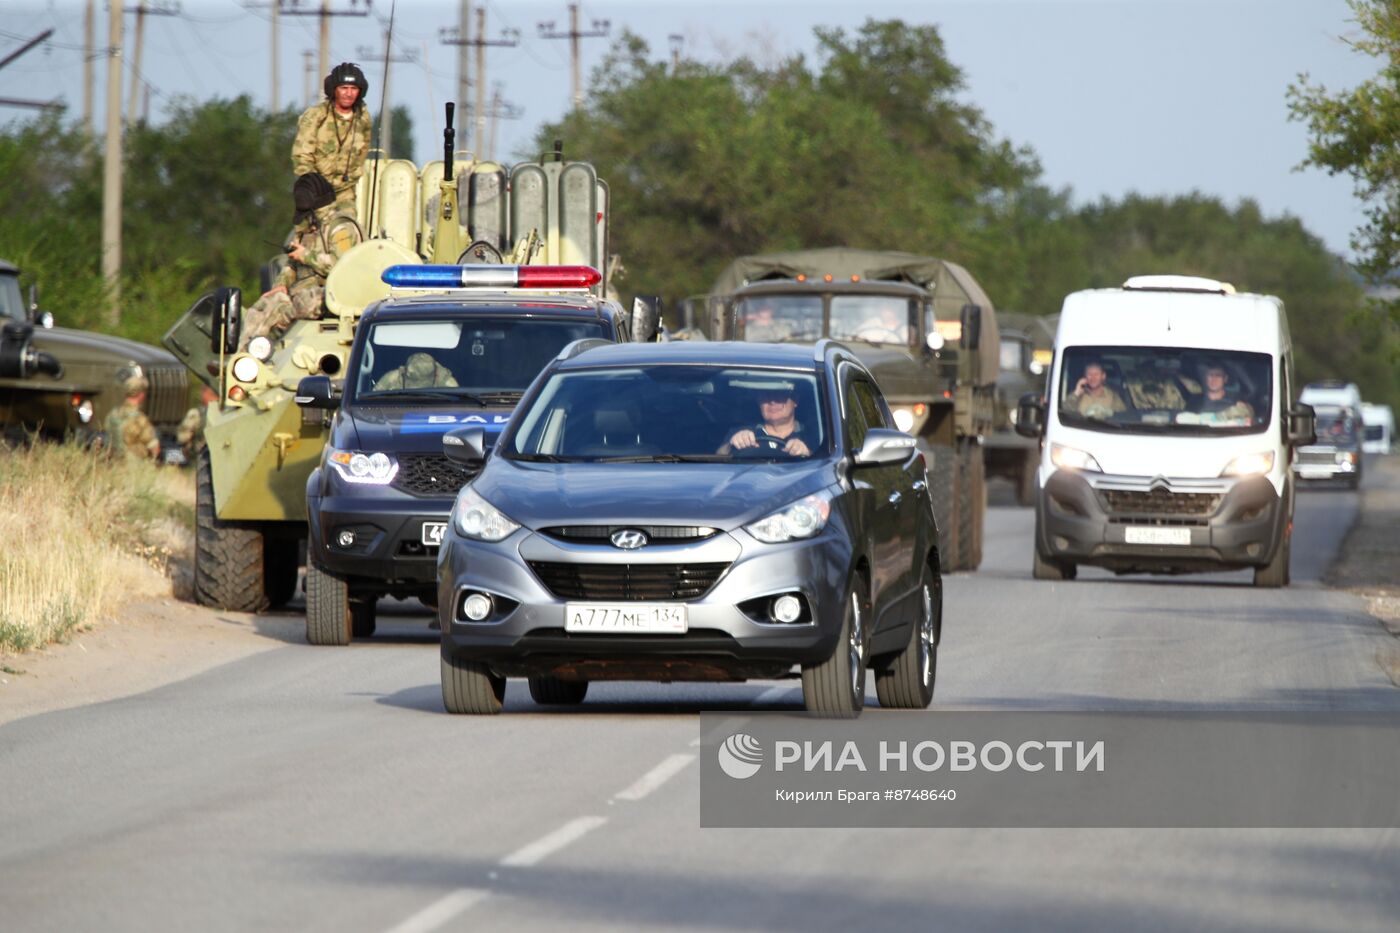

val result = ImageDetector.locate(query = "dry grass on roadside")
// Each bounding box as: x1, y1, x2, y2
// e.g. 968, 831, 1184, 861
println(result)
0, 442, 194, 653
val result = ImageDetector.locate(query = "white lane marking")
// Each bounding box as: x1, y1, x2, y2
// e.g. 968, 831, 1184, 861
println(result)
754, 684, 794, 706
499, 816, 608, 867
613, 753, 695, 801
382, 888, 490, 933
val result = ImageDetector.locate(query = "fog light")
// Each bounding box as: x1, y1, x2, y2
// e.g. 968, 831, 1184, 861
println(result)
463, 593, 493, 621
1054, 536, 1070, 551
1246, 543, 1261, 557
336, 530, 355, 547
771, 594, 802, 623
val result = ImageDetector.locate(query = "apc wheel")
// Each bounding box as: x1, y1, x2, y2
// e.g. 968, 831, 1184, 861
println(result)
442, 654, 506, 715
305, 554, 352, 645
528, 676, 589, 705
1253, 535, 1290, 588
876, 567, 939, 709
926, 442, 960, 573
802, 577, 868, 718
194, 449, 268, 612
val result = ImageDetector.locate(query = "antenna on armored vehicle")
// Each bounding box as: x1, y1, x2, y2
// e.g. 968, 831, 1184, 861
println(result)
365, 0, 397, 241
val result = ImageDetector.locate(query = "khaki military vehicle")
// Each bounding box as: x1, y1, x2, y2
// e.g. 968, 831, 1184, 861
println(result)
985, 311, 1053, 506
710, 248, 999, 571
164, 104, 614, 612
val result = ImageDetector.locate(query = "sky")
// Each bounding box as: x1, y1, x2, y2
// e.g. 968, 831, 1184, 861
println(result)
0, 0, 1379, 260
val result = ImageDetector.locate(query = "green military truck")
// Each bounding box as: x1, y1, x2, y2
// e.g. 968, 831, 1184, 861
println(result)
1, 259, 188, 450
710, 248, 999, 571
984, 311, 1052, 506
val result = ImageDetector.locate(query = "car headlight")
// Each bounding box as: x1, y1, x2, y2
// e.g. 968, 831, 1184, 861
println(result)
1050, 443, 1102, 473
247, 335, 274, 361
327, 448, 398, 484
230, 355, 261, 384
745, 489, 834, 543
453, 486, 520, 541
1336, 451, 1358, 464
1222, 451, 1275, 477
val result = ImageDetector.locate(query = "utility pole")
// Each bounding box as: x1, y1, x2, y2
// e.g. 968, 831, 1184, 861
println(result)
537, 3, 609, 111
357, 35, 416, 159
439, 13, 517, 152
668, 34, 683, 72
84, 0, 95, 133
456, 0, 469, 124
278, 0, 371, 95
102, 1, 123, 324
484, 83, 522, 163
126, 2, 179, 127
271, 2, 279, 111
302, 49, 315, 106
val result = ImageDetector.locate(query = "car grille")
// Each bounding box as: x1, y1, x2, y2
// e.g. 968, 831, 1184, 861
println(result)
145, 365, 189, 427
392, 454, 479, 498
1295, 450, 1338, 466
1099, 488, 1221, 517
540, 525, 719, 545
527, 561, 729, 601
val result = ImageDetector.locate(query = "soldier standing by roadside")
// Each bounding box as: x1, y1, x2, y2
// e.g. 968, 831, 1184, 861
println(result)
176, 384, 219, 462
293, 62, 372, 214
105, 366, 160, 461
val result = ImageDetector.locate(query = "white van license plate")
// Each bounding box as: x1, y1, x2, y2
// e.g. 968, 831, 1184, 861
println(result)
421, 522, 447, 546
1125, 527, 1192, 546
565, 604, 688, 634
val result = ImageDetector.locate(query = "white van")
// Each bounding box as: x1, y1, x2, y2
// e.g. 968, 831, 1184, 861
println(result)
1015, 275, 1316, 587
1361, 402, 1394, 454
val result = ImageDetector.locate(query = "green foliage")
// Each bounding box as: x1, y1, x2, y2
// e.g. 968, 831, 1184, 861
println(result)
389, 105, 414, 162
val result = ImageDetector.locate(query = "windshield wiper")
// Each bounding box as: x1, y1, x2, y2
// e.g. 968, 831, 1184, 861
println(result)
589, 453, 731, 463
360, 390, 473, 402
509, 453, 574, 462
472, 390, 524, 402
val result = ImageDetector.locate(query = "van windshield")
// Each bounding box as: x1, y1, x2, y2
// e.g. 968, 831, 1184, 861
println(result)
1057, 346, 1272, 436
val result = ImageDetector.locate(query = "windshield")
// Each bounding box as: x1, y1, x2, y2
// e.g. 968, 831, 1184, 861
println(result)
1057, 346, 1273, 436
828, 296, 914, 345
1000, 337, 1026, 372
1315, 407, 1359, 442
504, 365, 829, 462
352, 316, 608, 402
0, 274, 22, 321
734, 295, 822, 342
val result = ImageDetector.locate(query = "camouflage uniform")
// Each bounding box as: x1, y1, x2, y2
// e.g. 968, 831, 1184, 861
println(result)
240, 206, 363, 348
1065, 386, 1126, 420
176, 405, 206, 459
375, 352, 459, 390
104, 371, 160, 461
292, 101, 372, 212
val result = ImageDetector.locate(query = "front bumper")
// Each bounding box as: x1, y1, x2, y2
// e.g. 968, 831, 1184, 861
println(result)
1292, 447, 1360, 483
309, 488, 453, 587
437, 525, 853, 681
1037, 469, 1286, 573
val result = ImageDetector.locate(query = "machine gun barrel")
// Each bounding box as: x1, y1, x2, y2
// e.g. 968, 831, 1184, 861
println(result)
444, 102, 455, 183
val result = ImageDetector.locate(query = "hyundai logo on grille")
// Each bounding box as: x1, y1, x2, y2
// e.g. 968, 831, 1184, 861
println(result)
610, 529, 648, 550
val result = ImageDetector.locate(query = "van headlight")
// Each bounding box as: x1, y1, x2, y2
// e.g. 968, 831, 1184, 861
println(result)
454, 487, 520, 541
746, 489, 834, 543
327, 448, 398, 484
1221, 451, 1274, 477
1050, 443, 1102, 473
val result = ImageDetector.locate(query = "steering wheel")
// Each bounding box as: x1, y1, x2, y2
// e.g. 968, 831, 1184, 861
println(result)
732, 430, 798, 457
853, 326, 905, 343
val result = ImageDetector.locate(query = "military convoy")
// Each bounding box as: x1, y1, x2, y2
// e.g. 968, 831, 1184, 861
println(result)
708, 248, 999, 571
985, 311, 1053, 507
1, 259, 188, 451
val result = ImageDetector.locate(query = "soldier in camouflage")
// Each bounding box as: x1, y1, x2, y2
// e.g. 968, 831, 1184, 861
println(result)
105, 366, 160, 461
293, 62, 372, 214
176, 385, 219, 461
239, 173, 363, 350
374, 352, 459, 390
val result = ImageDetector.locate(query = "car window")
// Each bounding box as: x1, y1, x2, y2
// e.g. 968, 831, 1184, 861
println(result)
0, 275, 23, 322
844, 377, 884, 449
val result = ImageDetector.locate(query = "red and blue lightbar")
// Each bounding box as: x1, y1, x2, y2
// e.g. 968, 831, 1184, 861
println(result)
381, 264, 602, 290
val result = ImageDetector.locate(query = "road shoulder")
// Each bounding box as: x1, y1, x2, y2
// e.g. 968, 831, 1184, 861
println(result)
1325, 455, 1400, 682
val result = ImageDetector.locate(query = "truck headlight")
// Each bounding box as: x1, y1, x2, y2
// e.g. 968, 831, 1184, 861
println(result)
231, 355, 261, 384
327, 448, 398, 484
890, 403, 927, 434
1050, 443, 1102, 473
247, 335, 274, 361
746, 489, 833, 543
1222, 451, 1274, 477
453, 487, 519, 541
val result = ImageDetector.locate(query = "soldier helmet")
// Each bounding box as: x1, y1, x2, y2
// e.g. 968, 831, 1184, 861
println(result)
117, 364, 148, 396
293, 172, 336, 224
323, 62, 369, 104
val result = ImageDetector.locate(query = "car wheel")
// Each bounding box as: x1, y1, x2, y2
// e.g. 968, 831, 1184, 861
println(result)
876, 565, 938, 709
802, 577, 868, 718
441, 654, 506, 714
528, 676, 589, 706
305, 546, 352, 645
1032, 510, 1075, 581
1253, 534, 1290, 588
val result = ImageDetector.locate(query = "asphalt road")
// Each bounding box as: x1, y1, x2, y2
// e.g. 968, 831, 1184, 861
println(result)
3, 468, 1398, 932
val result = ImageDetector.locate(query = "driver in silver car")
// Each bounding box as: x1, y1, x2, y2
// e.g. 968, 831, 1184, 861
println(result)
718, 384, 814, 458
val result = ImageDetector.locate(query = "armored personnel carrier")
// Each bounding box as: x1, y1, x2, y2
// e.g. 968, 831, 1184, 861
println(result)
164, 105, 616, 612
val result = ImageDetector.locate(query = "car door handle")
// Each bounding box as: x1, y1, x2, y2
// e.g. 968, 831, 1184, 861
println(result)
888, 491, 902, 505
911, 480, 926, 492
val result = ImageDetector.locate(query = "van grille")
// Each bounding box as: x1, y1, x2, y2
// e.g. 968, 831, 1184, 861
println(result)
527, 561, 729, 601
1099, 488, 1221, 517
392, 455, 479, 497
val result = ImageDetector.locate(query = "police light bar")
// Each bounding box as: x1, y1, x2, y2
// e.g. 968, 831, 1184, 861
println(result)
381, 264, 602, 290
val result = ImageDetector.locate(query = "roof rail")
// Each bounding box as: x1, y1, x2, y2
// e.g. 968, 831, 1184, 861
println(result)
556, 337, 612, 361
1122, 274, 1235, 295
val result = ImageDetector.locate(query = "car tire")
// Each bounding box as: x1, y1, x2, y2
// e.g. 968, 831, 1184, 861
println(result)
1032, 510, 1076, 581
802, 576, 868, 718
305, 549, 352, 645
875, 566, 938, 709
926, 442, 960, 573
1253, 534, 1290, 588
441, 654, 506, 715
194, 448, 269, 612
528, 676, 589, 706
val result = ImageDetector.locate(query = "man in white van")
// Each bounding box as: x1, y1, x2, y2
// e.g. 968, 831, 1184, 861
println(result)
1196, 361, 1254, 424
1066, 361, 1126, 420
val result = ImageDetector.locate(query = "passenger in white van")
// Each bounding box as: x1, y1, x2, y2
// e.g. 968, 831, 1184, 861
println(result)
1194, 362, 1254, 423
1066, 361, 1126, 420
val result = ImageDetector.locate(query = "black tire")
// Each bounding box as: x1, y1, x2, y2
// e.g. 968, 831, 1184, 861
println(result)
194, 448, 268, 612
528, 676, 589, 705
1032, 510, 1076, 581
954, 440, 977, 571
1016, 450, 1038, 507
967, 441, 986, 570
1253, 534, 1290, 588
441, 654, 506, 714
263, 537, 300, 608
305, 553, 352, 645
875, 565, 938, 709
802, 576, 868, 718
926, 442, 959, 573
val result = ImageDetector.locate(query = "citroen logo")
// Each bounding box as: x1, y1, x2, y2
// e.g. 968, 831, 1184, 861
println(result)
610, 529, 648, 550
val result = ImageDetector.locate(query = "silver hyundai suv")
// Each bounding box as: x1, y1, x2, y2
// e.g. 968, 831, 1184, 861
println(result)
435, 339, 942, 716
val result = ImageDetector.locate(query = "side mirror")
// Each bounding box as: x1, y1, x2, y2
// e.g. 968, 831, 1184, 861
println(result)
294, 375, 339, 410
443, 426, 487, 466
1015, 391, 1045, 438
631, 295, 662, 342
960, 303, 982, 351
211, 286, 242, 355
853, 428, 917, 466
1287, 403, 1317, 447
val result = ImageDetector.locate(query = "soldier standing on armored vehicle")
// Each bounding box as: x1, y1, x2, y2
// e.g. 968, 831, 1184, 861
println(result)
239, 173, 362, 350
104, 367, 160, 461
293, 62, 372, 214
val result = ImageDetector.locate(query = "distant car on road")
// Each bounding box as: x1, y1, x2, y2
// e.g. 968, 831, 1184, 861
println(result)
434, 339, 942, 717
1361, 402, 1393, 455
